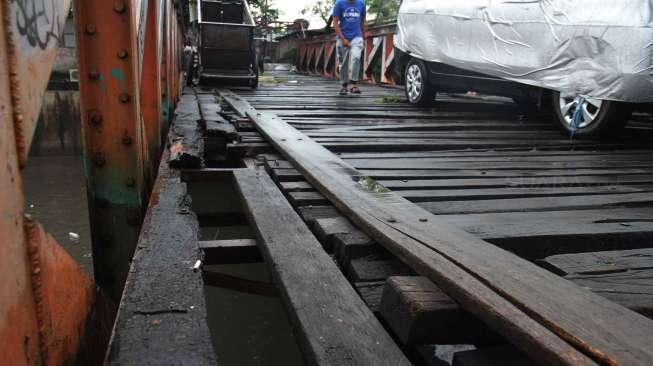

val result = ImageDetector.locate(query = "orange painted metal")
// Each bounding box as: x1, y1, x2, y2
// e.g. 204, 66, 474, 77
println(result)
74, 0, 146, 300
0, 2, 103, 364
0, 10, 41, 364
23, 218, 97, 365
140, 0, 163, 184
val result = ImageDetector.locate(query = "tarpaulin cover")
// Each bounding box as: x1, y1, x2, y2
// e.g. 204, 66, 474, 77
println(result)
394, 0, 653, 103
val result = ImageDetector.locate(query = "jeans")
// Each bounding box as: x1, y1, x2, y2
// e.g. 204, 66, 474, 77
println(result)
337, 37, 363, 84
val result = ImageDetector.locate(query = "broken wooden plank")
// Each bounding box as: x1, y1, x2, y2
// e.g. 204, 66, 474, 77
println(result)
200, 239, 262, 265
232, 169, 410, 366
168, 94, 204, 169
222, 90, 653, 366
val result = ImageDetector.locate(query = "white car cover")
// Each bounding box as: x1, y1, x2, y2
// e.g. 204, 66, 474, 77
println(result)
394, 0, 653, 103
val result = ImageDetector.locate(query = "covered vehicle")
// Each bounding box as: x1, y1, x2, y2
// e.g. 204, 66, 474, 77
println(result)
394, 0, 653, 137
193, 0, 259, 87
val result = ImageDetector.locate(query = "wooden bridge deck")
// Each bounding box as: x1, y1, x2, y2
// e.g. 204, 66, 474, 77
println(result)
236, 71, 653, 258
110, 69, 653, 365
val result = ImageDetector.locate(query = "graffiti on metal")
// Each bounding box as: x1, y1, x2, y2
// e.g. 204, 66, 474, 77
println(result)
13, 0, 63, 50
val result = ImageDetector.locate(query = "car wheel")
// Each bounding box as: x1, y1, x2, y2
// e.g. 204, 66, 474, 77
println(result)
405, 58, 435, 106
553, 92, 631, 138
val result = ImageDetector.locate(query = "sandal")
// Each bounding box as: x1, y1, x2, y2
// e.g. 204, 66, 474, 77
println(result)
339, 87, 348, 95
350, 86, 361, 94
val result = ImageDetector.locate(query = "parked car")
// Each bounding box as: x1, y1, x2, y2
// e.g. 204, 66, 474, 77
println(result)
394, 0, 653, 138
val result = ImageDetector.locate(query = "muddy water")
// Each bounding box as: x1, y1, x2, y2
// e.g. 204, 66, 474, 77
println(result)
22, 155, 93, 274
190, 180, 306, 365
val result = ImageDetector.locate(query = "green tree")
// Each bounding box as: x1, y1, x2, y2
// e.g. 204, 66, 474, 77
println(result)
303, 0, 401, 27
301, 0, 334, 27
367, 0, 400, 24
247, 0, 280, 27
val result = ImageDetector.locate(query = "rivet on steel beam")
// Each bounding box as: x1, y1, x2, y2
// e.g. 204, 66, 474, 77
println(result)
117, 49, 129, 59
113, 1, 127, 13
85, 24, 97, 35
125, 178, 136, 188
119, 93, 131, 103
122, 135, 133, 146
90, 112, 103, 126
88, 70, 100, 80
93, 152, 106, 167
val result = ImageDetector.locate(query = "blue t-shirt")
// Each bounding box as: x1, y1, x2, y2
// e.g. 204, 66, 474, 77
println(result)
332, 0, 366, 40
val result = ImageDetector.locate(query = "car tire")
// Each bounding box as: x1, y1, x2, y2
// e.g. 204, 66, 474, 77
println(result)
552, 91, 631, 138
405, 58, 436, 107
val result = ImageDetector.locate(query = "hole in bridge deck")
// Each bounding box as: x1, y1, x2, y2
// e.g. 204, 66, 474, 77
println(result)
187, 176, 304, 365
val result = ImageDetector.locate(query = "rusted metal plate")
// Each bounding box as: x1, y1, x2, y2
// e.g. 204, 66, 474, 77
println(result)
23, 218, 98, 365
4, 0, 73, 166
1, 3, 104, 364
0, 12, 41, 363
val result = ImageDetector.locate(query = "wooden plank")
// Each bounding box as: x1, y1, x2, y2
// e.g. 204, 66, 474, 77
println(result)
222, 90, 653, 366
200, 239, 262, 265
232, 169, 410, 366
348, 259, 414, 282
168, 94, 204, 168
108, 150, 215, 364
380, 277, 499, 346
288, 186, 653, 205
566, 270, 653, 318
541, 248, 653, 276
540, 249, 653, 318
419, 192, 653, 214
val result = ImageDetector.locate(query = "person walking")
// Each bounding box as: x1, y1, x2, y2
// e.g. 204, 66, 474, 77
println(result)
332, 0, 366, 95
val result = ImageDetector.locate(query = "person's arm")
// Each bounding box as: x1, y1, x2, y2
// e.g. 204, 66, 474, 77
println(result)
333, 16, 350, 46
332, 3, 350, 46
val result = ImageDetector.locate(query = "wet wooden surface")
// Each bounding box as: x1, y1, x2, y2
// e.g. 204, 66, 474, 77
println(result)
215, 70, 653, 365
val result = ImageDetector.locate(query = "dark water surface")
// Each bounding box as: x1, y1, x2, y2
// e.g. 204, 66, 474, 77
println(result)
22, 155, 93, 274
21, 156, 306, 364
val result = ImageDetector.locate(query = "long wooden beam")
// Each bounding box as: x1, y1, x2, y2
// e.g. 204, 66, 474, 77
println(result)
233, 168, 410, 366
220, 90, 653, 366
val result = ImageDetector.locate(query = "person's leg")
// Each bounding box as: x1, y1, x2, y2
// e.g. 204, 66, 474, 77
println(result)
338, 40, 351, 94
349, 37, 364, 93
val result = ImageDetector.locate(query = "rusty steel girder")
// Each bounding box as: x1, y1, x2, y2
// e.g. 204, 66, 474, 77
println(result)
74, 0, 184, 301
0, 0, 110, 364
297, 23, 398, 85
74, 0, 147, 301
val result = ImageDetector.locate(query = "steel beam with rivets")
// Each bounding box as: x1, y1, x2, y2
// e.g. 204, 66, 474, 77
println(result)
74, 0, 147, 301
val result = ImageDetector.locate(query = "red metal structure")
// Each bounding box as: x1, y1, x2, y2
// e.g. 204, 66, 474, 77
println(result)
0, 0, 185, 363
297, 23, 398, 85
74, 0, 185, 300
